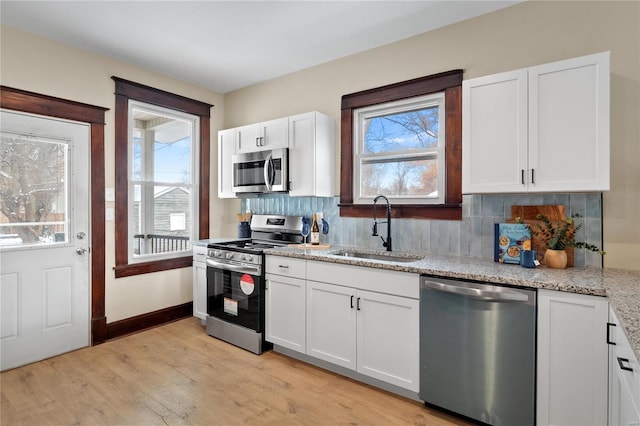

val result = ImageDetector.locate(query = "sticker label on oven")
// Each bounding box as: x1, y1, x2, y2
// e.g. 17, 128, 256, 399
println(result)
240, 274, 255, 296
224, 297, 238, 316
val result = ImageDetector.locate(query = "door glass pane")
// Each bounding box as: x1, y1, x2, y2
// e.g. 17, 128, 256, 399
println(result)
0, 132, 68, 247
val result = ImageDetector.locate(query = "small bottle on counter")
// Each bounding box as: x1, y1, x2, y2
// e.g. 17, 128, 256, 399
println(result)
311, 213, 320, 245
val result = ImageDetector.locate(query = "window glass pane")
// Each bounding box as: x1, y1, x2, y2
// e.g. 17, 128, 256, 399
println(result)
363, 107, 439, 154
132, 108, 192, 184
131, 183, 193, 257
0, 132, 68, 247
360, 158, 438, 198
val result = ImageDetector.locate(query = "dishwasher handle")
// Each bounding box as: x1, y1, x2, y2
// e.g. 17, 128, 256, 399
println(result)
421, 279, 531, 303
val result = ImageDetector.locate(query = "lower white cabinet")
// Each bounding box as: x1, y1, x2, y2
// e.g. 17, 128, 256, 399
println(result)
608, 307, 640, 426
192, 246, 207, 320
265, 256, 306, 353
305, 272, 420, 392
537, 289, 609, 426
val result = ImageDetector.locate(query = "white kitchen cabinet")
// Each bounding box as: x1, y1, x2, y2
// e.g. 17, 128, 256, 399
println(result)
192, 245, 208, 321
217, 128, 236, 198
236, 117, 288, 153
608, 307, 640, 426
306, 280, 357, 369
463, 51, 610, 194
288, 111, 335, 197
265, 256, 306, 353
537, 289, 609, 426
306, 260, 420, 392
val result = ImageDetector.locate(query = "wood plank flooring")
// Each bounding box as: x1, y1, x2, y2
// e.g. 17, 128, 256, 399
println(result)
1, 318, 470, 425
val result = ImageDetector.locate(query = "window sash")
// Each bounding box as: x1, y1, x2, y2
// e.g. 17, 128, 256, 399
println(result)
126, 101, 199, 263
353, 93, 445, 204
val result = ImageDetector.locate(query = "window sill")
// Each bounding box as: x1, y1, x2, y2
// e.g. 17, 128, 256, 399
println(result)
338, 203, 462, 220
114, 256, 193, 278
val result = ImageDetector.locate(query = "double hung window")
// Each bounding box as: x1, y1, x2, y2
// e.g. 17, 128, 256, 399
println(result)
129, 101, 198, 260
354, 93, 445, 204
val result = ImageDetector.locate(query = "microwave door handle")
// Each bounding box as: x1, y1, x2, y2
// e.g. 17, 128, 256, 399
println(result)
263, 153, 273, 191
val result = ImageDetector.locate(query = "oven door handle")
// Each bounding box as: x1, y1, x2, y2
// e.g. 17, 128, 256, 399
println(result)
206, 258, 261, 275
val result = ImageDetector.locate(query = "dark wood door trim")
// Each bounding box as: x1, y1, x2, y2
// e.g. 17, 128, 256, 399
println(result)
1, 86, 109, 345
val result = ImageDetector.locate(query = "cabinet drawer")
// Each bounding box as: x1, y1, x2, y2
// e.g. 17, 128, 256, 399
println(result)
266, 255, 306, 279
307, 260, 419, 299
193, 245, 207, 263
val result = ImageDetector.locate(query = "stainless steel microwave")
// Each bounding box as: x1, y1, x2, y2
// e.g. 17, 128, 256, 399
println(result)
232, 148, 289, 194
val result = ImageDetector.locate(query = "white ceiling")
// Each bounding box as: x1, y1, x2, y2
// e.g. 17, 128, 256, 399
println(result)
0, 1, 521, 94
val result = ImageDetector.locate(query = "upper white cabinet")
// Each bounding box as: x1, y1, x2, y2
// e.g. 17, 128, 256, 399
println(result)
463, 51, 610, 194
288, 112, 335, 197
236, 117, 288, 153
217, 128, 236, 199
536, 289, 609, 426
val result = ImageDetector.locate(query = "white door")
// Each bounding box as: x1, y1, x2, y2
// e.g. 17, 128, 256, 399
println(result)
0, 110, 90, 371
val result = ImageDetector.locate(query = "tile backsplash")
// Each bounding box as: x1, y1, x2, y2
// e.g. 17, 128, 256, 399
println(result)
241, 193, 603, 268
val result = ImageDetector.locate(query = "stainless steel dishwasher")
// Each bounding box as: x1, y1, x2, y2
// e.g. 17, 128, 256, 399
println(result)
419, 276, 536, 425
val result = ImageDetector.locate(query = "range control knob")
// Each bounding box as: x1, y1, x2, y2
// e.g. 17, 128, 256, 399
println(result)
239, 254, 247, 262
225, 252, 234, 260
244, 255, 253, 263
214, 250, 223, 258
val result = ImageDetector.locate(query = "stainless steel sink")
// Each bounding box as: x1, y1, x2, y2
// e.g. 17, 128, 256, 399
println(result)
331, 250, 423, 263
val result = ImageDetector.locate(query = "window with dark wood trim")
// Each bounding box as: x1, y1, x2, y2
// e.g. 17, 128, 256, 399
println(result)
339, 70, 463, 220
112, 77, 212, 278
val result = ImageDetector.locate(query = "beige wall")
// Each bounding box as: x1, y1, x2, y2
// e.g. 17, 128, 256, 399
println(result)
1, 0, 638, 326
224, 1, 640, 270
0, 25, 236, 321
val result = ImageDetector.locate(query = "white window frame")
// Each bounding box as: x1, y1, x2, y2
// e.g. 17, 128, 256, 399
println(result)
126, 100, 199, 263
353, 92, 445, 205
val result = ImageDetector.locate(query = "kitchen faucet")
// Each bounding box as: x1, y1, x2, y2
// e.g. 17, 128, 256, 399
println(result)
372, 195, 392, 252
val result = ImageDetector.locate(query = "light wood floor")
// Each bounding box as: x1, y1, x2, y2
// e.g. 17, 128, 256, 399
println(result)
1, 318, 470, 425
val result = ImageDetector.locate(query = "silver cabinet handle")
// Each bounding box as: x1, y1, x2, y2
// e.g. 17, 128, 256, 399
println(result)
421, 280, 529, 303
278, 265, 289, 269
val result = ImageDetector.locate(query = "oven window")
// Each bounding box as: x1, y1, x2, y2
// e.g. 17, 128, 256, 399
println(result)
207, 267, 264, 332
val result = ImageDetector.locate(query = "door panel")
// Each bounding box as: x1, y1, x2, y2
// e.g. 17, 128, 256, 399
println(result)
0, 110, 90, 371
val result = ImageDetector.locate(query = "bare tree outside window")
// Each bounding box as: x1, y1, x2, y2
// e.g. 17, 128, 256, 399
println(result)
355, 93, 444, 204
0, 133, 67, 246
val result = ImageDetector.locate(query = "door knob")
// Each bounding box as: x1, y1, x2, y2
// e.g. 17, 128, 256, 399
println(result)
76, 232, 86, 240
76, 247, 87, 255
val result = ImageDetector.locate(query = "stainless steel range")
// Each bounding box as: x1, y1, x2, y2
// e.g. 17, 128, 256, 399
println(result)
205, 214, 304, 354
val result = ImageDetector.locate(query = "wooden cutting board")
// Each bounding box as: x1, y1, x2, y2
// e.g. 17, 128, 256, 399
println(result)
508, 205, 574, 267
288, 243, 332, 249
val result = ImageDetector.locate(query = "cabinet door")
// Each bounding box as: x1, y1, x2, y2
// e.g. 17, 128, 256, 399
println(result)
462, 69, 528, 194
265, 274, 306, 353
528, 52, 610, 192
289, 112, 335, 197
288, 112, 316, 196
236, 123, 260, 153
609, 308, 640, 425
306, 280, 356, 370
192, 246, 207, 320
260, 117, 289, 150
217, 128, 236, 198
356, 289, 419, 392
537, 289, 608, 426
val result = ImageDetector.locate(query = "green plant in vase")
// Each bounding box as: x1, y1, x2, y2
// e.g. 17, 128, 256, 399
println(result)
517, 213, 605, 268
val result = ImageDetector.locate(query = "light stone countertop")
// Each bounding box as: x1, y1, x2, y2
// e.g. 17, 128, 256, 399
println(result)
264, 245, 640, 361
